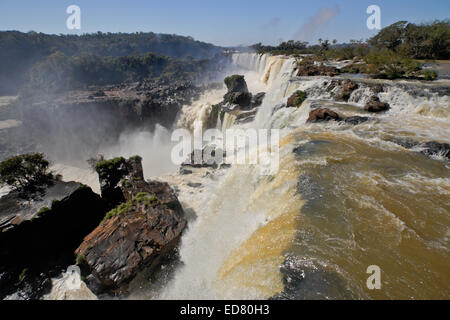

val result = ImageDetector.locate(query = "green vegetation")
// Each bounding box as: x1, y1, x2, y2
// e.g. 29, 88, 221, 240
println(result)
24, 51, 219, 95
0, 31, 223, 95
249, 20, 449, 80
292, 90, 307, 107
363, 49, 421, 79
95, 157, 126, 178
18, 268, 29, 281
76, 254, 87, 265
37, 207, 50, 216
422, 69, 438, 81
101, 192, 161, 223
0, 153, 53, 191
129, 155, 143, 162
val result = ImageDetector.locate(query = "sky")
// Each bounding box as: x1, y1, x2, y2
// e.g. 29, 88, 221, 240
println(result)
0, 0, 449, 46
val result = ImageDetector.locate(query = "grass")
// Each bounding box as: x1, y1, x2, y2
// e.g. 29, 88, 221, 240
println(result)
101, 192, 161, 224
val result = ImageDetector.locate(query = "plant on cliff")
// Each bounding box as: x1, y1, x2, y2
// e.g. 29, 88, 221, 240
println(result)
101, 192, 161, 223
95, 157, 126, 179
0, 153, 53, 191
293, 91, 307, 107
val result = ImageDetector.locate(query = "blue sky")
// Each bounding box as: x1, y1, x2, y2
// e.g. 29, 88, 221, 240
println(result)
0, 0, 449, 46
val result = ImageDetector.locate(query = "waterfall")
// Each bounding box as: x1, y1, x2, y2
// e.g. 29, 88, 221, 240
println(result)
221, 113, 237, 131
157, 52, 450, 300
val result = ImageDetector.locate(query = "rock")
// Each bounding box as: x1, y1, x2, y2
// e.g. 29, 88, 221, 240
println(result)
364, 96, 390, 112
179, 168, 193, 175
420, 141, 450, 159
251, 92, 266, 108
0, 183, 108, 299
224, 75, 248, 93
75, 181, 186, 294
307, 108, 341, 123
74, 155, 187, 294
187, 182, 202, 188
223, 91, 252, 108
286, 90, 307, 107
296, 64, 339, 77
271, 103, 287, 115
388, 139, 449, 160
342, 79, 358, 93
235, 109, 257, 124
343, 116, 370, 125
95, 155, 144, 207
326, 79, 358, 102
270, 255, 355, 300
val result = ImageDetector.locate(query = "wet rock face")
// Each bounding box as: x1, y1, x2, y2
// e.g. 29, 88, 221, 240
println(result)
364, 96, 390, 112
343, 116, 370, 125
389, 138, 449, 160
76, 156, 187, 294
75, 192, 186, 293
307, 108, 341, 122
224, 75, 249, 93
286, 90, 307, 108
95, 156, 144, 207
420, 141, 450, 159
326, 79, 359, 102
0, 183, 108, 299
223, 75, 253, 109
251, 92, 266, 108
271, 255, 356, 300
296, 64, 339, 77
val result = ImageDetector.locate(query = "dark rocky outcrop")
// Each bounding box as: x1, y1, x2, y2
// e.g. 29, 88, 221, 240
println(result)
223, 75, 252, 108
286, 90, 307, 107
296, 63, 339, 77
364, 96, 390, 113
307, 108, 341, 123
1, 79, 204, 163
95, 156, 144, 207
251, 92, 266, 108
326, 79, 359, 102
420, 141, 450, 159
207, 75, 262, 128
271, 255, 355, 300
0, 182, 108, 299
343, 116, 371, 125
389, 138, 449, 160
75, 156, 187, 295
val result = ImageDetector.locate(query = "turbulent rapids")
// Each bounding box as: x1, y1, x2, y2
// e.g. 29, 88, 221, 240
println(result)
5, 52, 449, 300
131, 53, 449, 299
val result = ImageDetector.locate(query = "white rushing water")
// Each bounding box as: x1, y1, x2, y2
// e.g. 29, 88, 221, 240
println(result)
156, 52, 449, 300
45, 52, 449, 300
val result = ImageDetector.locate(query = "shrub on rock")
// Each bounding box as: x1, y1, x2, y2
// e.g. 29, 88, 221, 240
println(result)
287, 90, 307, 107
0, 153, 53, 192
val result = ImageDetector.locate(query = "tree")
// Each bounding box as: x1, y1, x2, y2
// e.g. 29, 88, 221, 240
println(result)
0, 153, 53, 190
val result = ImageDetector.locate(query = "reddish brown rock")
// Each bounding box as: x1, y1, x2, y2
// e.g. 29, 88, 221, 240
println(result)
76, 156, 186, 294
297, 64, 339, 77
364, 96, 390, 112
307, 108, 341, 122
75, 188, 186, 293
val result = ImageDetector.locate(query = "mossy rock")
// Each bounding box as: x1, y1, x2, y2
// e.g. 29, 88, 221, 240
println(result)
287, 90, 308, 107
101, 192, 161, 224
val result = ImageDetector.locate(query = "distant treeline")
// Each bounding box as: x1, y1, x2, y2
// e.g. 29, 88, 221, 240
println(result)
0, 31, 224, 95
251, 20, 450, 60
23, 51, 225, 95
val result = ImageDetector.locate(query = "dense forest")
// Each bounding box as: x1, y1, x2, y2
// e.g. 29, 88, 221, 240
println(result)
0, 31, 224, 94
252, 20, 450, 60
250, 20, 449, 80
